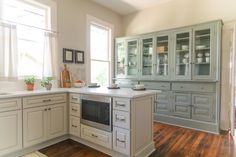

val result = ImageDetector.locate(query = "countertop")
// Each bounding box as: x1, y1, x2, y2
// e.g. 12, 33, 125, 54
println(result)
0, 87, 160, 99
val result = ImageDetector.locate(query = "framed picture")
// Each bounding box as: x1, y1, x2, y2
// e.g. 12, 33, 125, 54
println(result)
63, 48, 74, 63
74, 50, 84, 64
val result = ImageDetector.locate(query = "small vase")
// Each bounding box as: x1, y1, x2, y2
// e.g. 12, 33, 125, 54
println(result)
45, 83, 52, 90
26, 84, 34, 91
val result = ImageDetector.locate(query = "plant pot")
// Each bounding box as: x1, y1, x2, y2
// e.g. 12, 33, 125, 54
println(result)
45, 83, 52, 90
26, 84, 34, 91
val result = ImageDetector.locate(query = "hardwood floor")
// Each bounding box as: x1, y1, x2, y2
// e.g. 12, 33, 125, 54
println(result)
40, 122, 236, 157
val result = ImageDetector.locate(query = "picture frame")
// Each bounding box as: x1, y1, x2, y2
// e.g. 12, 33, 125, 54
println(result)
63, 48, 74, 63
74, 50, 84, 64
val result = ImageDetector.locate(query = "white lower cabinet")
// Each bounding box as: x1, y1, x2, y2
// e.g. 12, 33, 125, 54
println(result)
0, 110, 22, 156
23, 103, 67, 148
113, 127, 130, 155
70, 116, 80, 137
81, 124, 112, 149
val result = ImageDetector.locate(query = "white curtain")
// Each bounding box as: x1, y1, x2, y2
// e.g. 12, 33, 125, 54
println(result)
43, 32, 58, 78
0, 22, 18, 79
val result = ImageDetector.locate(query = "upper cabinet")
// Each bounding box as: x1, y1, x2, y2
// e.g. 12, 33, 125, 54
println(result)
115, 20, 222, 81
154, 33, 171, 80
173, 30, 192, 80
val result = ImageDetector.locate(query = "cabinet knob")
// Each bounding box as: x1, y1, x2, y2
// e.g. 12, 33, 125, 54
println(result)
72, 108, 78, 111
44, 109, 48, 111
48, 108, 51, 111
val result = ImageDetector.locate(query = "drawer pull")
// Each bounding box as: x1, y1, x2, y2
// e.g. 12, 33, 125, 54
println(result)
91, 133, 98, 138
117, 138, 125, 143
72, 125, 77, 128
116, 115, 126, 122
116, 103, 126, 107
43, 99, 51, 103
72, 97, 78, 100
44, 109, 48, 111
72, 108, 78, 111
161, 85, 165, 87
201, 87, 204, 90
48, 108, 51, 111
180, 86, 183, 88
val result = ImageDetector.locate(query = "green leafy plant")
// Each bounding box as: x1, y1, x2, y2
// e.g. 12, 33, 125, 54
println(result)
24, 76, 36, 85
40, 77, 53, 87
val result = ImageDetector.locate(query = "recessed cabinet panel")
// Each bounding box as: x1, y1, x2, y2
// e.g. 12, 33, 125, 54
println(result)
113, 127, 130, 156
0, 111, 22, 156
70, 116, 80, 137
172, 93, 191, 118
192, 94, 215, 122
174, 31, 192, 80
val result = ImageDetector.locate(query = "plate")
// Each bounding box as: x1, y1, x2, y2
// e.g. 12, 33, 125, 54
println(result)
107, 87, 120, 89
132, 88, 146, 91
88, 85, 100, 88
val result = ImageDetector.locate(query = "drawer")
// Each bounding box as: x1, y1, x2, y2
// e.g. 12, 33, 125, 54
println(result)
113, 110, 130, 129
81, 124, 112, 149
113, 127, 130, 155
141, 82, 171, 90
23, 94, 67, 109
172, 83, 215, 92
116, 80, 137, 88
113, 98, 130, 112
70, 116, 80, 137
70, 94, 81, 104
0, 98, 21, 112
70, 103, 80, 117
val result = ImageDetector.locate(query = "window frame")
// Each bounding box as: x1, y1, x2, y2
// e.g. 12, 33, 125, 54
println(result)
86, 15, 114, 85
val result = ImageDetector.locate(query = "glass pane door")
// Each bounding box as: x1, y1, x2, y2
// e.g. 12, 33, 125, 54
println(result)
116, 41, 125, 77
127, 40, 138, 76
193, 29, 211, 77
175, 32, 191, 79
156, 35, 169, 77
142, 38, 153, 76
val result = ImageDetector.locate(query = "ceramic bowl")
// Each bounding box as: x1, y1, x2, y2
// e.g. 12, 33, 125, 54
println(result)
135, 84, 145, 89
205, 57, 210, 63
197, 58, 203, 63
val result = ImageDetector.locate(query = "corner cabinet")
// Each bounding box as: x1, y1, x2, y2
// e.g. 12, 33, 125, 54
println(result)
115, 20, 222, 134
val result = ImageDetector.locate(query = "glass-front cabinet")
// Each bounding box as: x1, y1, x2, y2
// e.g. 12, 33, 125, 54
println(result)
141, 37, 154, 79
155, 34, 170, 79
115, 40, 126, 78
173, 30, 192, 80
192, 26, 214, 80
126, 39, 139, 78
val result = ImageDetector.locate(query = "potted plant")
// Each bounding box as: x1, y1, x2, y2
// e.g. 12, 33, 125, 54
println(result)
24, 76, 36, 91
40, 77, 53, 90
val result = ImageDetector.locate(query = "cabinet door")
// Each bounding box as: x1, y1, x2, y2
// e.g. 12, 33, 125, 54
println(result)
140, 36, 154, 79
172, 93, 191, 118
155, 91, 170, 115
173, 30, 192, 80
115, 40, 126, 78
70, 116, 80, 137
126, 39, 140, 78
192, 25, 215, 80
154, 33, 171, 80
47, 103, 67, 140
23, 106, 47, 147
0, 111, 22, 156
113, 127, 130, 156
192, 94, 215, 122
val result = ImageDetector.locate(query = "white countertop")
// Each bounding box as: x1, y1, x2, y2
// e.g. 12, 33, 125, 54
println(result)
0, 87, 160, 99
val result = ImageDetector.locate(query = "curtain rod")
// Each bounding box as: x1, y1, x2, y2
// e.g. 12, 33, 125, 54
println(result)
0, 18, 58, 34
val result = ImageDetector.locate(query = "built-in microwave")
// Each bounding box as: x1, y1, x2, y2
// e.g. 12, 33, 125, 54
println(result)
81, 94, 112, 132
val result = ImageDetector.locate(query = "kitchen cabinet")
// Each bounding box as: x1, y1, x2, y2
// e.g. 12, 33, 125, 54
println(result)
154, 33, 171, 80
23, 94, 67, 148
173, 30, 192, 80
0, 110, 22, 156
115, 20, 222, 134
115, 39, 126, 78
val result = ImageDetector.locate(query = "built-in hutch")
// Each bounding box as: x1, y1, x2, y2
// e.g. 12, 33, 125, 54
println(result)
115, 20, 222, 133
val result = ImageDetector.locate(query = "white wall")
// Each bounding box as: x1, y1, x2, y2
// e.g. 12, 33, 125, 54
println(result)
121, 0, 236, 130
56, 0, 122, 82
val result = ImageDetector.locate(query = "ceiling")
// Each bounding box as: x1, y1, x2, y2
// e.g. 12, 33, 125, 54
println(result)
92, 0, 172, 15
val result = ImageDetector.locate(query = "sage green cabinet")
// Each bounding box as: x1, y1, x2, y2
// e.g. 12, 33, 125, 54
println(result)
192, 94, 215, 122
172, 92, 191, 118
155, 91, 171, 115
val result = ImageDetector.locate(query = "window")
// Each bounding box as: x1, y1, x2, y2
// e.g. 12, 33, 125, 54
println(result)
0, 0, 55, 78
88, 18, 113, 86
